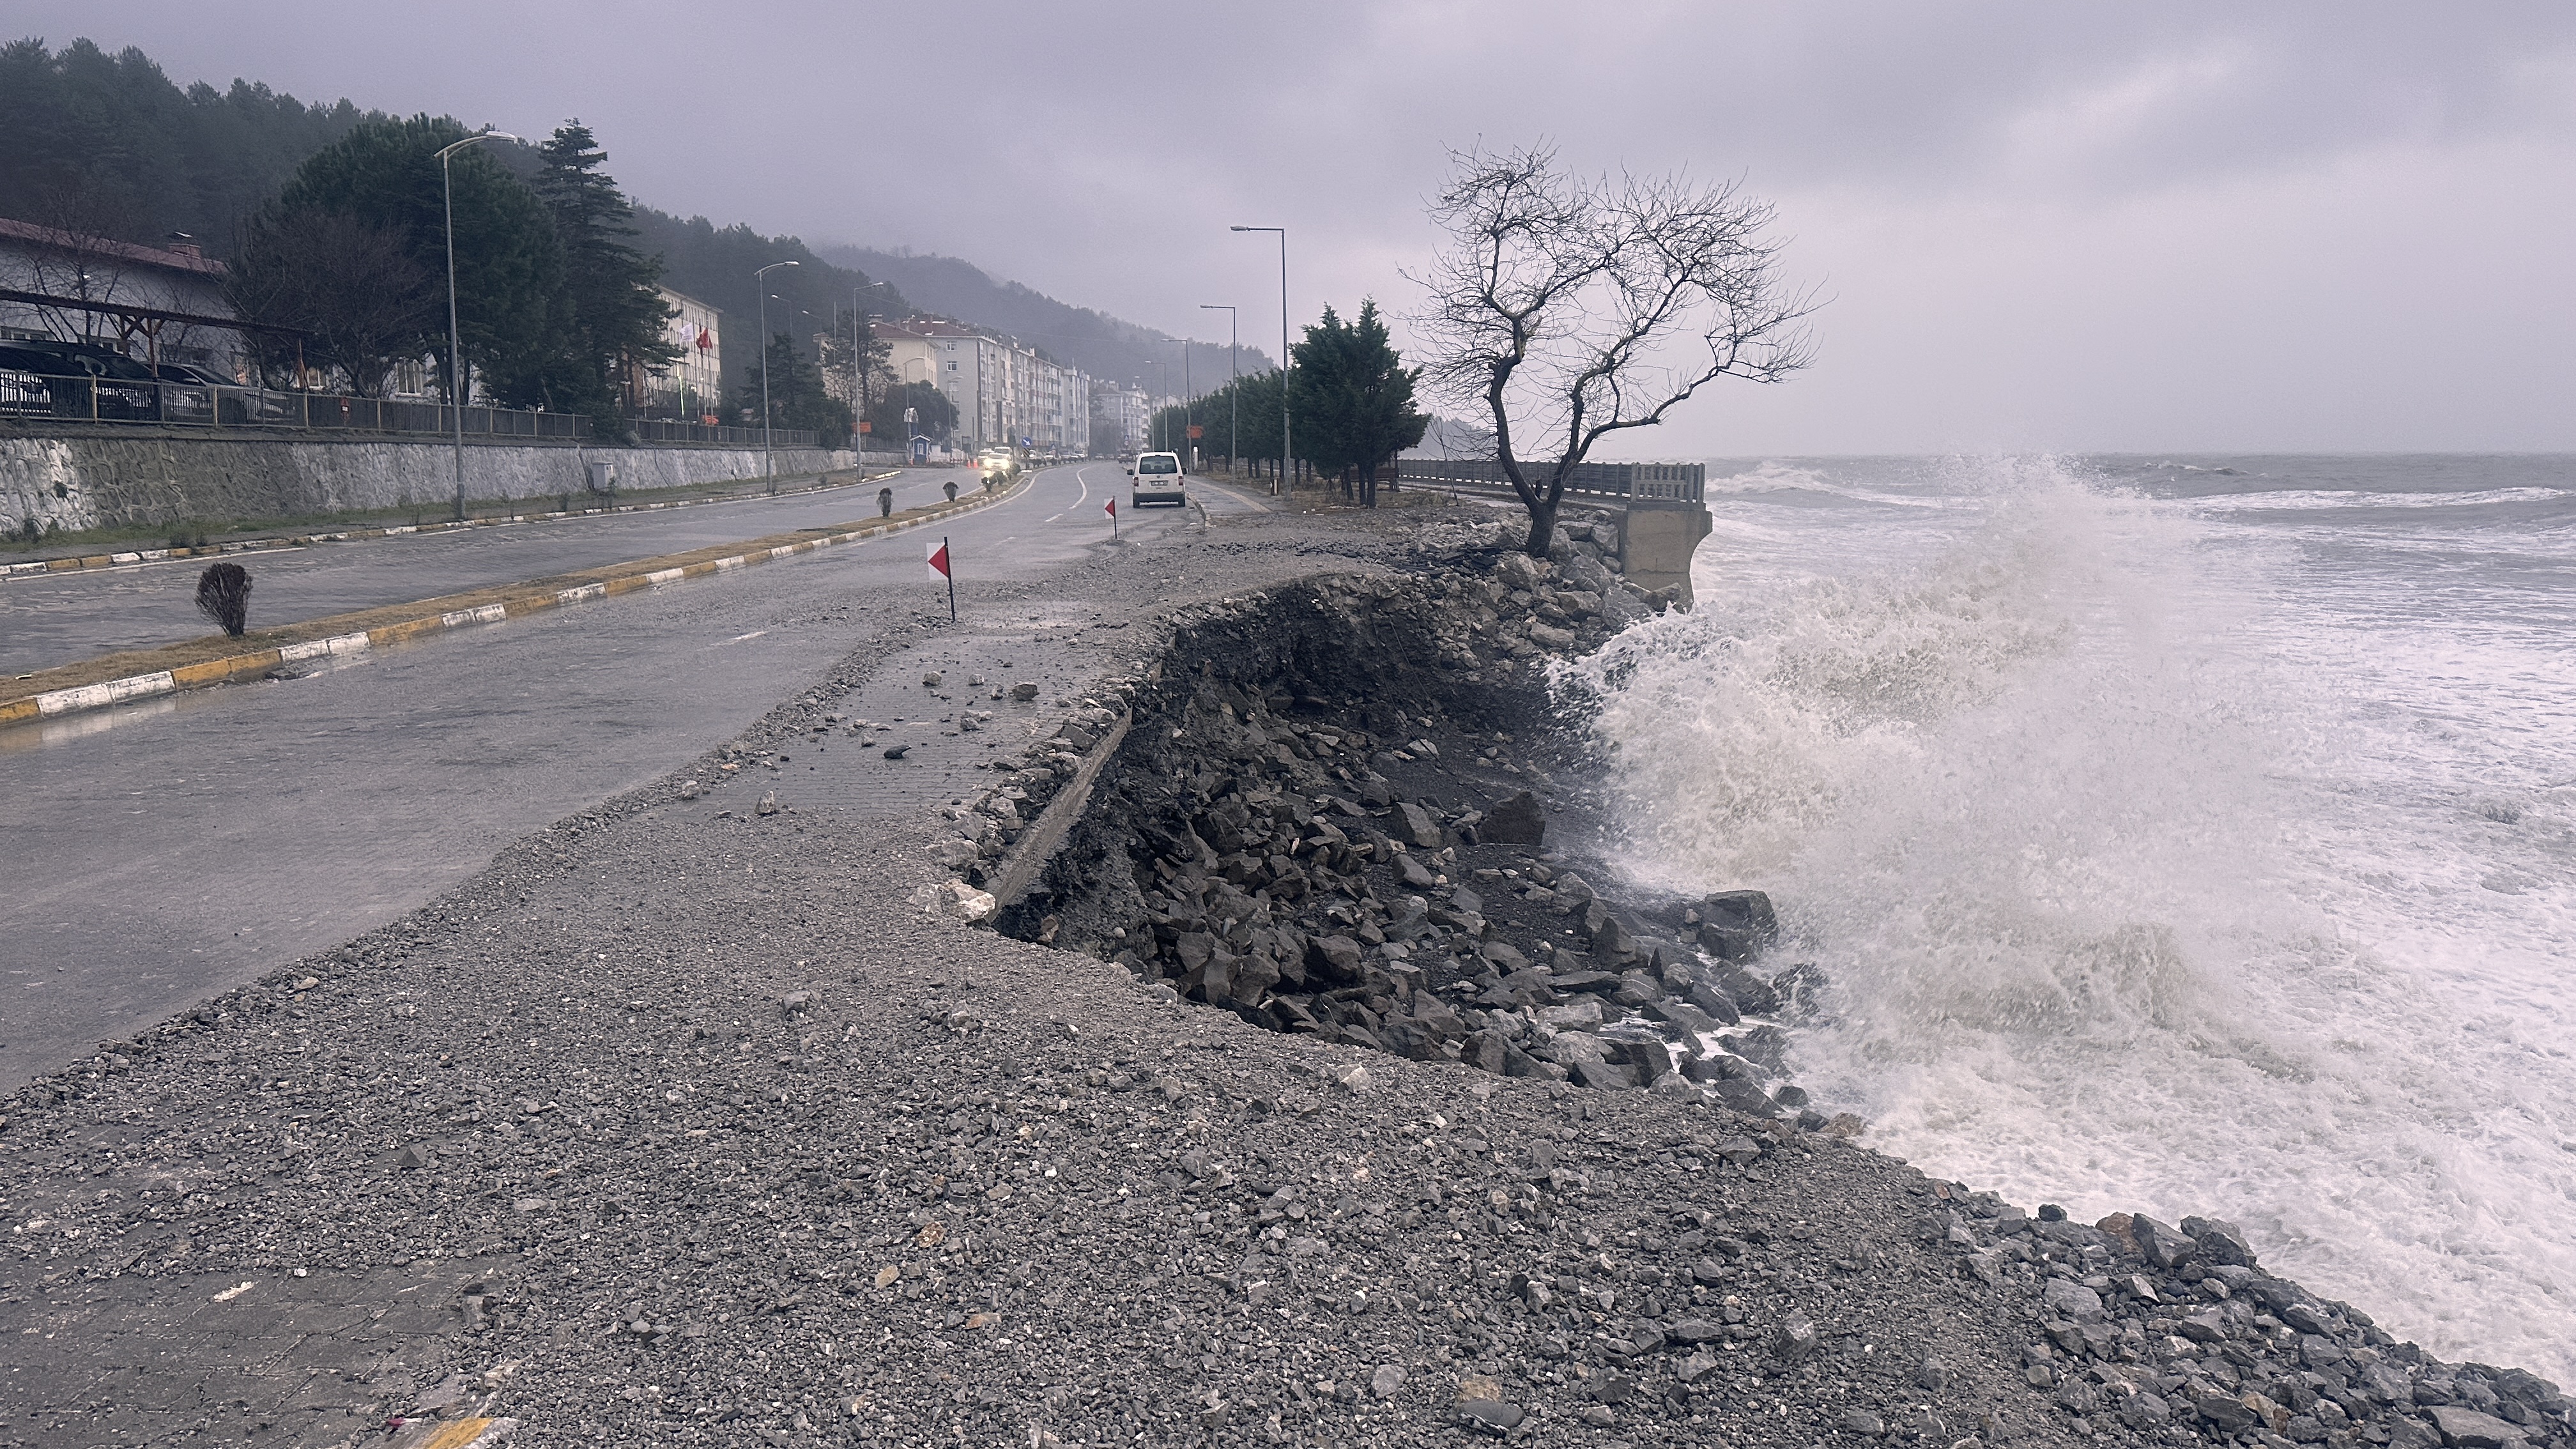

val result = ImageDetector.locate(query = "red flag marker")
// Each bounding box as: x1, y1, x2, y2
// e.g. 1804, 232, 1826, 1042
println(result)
1105, 495, 1117, 539
927, 537, 955, 620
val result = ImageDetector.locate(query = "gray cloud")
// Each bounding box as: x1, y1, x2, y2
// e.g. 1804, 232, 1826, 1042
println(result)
14, 1, 2573, 450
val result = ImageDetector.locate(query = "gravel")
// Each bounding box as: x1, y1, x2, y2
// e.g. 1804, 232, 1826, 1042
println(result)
2, 500, 2566, 1449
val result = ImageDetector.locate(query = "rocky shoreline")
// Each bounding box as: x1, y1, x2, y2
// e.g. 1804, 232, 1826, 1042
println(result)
2, 502, 2567, 1449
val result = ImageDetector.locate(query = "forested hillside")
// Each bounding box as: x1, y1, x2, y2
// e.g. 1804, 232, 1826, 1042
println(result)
0, 38, 376, 254
0, 34, 1242, 406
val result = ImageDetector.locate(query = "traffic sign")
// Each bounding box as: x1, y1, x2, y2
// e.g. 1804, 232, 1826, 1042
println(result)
1186, 424, 1204, 440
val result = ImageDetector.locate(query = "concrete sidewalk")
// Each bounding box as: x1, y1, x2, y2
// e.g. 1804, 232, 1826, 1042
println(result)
1, 467, 985, 677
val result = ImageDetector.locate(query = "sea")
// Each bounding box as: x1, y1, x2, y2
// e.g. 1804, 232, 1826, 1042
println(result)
1570, 454, 2576, 1381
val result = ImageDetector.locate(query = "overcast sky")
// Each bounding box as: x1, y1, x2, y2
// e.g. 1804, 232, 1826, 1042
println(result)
22, 1, 2576, 454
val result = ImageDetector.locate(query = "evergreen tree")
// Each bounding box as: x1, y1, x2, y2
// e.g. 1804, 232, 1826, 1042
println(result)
734, 332, 852, 447
0, 38, 374, 258
1292, 299, 1426, 505
871, 379, 955, 444
272, 115, 565, 410
532, 121, 676, 433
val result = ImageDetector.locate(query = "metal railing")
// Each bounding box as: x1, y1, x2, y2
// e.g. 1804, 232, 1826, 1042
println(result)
1395, 456, 1705, 503
628, 417, 817, 448
0, 371, 589, 440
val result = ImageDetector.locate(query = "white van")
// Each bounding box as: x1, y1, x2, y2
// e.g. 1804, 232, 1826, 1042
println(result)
1128, 450, 1186, 507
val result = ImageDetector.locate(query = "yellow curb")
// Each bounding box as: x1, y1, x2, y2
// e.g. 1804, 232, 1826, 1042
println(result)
3, 476, 1025, 731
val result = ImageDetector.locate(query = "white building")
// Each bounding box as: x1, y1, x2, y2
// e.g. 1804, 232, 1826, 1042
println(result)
0, 218, 238, 373
878, 317, 1091, 455
1096, 382, 1153, 452
638, 287, 721, 420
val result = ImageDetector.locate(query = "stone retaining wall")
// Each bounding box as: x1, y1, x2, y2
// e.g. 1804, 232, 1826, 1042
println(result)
0, 428, 855, 535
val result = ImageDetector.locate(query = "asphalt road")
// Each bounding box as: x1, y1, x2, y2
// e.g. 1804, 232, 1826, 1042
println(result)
0, 462, 1264, 1087
2, 463, 995, 677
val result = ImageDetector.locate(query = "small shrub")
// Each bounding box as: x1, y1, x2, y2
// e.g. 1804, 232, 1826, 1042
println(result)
195, 562, 252, 637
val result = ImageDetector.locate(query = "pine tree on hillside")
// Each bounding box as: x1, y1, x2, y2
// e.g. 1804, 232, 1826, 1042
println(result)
533, 122, 676, 433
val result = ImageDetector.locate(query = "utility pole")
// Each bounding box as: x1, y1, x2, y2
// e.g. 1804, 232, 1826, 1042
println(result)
438, 128, 519, 521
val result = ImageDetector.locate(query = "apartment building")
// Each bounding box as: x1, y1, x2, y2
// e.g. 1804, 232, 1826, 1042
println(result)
878, 317, 1091, 455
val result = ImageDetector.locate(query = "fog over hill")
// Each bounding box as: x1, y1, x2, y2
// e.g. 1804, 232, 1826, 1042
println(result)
821, 244, 1273, 397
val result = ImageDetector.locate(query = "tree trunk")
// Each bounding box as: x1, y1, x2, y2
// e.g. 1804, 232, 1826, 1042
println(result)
1524, 491, 1558, 557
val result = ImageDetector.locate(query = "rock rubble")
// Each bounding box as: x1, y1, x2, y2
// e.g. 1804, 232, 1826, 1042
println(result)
1004, 516, 1824, 1128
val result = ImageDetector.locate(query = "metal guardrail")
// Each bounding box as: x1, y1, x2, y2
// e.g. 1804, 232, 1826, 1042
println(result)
0, 371, 588, 440
629, 418, 817, 448
1395, 456, 1705, 504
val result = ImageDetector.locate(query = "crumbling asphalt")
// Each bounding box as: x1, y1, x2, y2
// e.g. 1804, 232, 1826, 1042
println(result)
2, 502, 2566, 1449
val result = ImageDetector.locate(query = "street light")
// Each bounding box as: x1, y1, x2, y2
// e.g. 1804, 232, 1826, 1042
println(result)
854, 280, 892, 468
1200, 304, 1236, 476
438, 128, 520, 521
1230, 226, 1289, 495
756, 259, 800, 493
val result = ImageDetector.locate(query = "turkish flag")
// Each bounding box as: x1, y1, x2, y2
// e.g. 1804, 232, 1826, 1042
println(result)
696, 328, 714, 351
927, 540, 951, 579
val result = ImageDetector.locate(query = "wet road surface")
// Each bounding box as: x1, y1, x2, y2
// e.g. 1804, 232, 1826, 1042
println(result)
1, 465, 995, 676
0, 463, 1265, 1085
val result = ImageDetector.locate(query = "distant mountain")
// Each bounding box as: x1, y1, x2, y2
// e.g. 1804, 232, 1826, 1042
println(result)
819, 245, 1273, 395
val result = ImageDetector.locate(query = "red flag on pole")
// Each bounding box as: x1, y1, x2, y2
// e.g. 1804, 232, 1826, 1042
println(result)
928, 536, 956, 620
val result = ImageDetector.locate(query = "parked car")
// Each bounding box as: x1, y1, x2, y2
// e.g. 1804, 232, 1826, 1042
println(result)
0, 339, 162, 420
1127, 450, 1187, 507
149, 361, 292, 425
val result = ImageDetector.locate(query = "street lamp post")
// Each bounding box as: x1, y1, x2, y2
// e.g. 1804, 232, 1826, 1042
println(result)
1180, 338, 1191, 470
755, 259, 800, 493
438, 128, 520, 521
1229, 226, 1289, 494
853, 280, 891, 468
1199, 304, 1235, 476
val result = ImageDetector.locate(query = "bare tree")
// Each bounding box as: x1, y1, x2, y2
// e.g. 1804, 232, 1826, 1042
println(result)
224, 209, 437, 395
1412, 144, 1815, 558
0, 180, 146, 349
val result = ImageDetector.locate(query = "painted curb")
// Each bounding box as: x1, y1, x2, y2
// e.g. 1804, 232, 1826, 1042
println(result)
0, 466, 916, 580
1, 477, 1025, 732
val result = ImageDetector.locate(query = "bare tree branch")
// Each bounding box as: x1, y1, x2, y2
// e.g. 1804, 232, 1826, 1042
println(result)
1408, 144, 1816, 557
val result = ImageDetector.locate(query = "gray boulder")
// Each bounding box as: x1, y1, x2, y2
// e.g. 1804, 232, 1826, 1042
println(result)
2182, 1215, 2258, 1268
1482, 791, 1546, 845
2426, 1406, 2527, 1448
